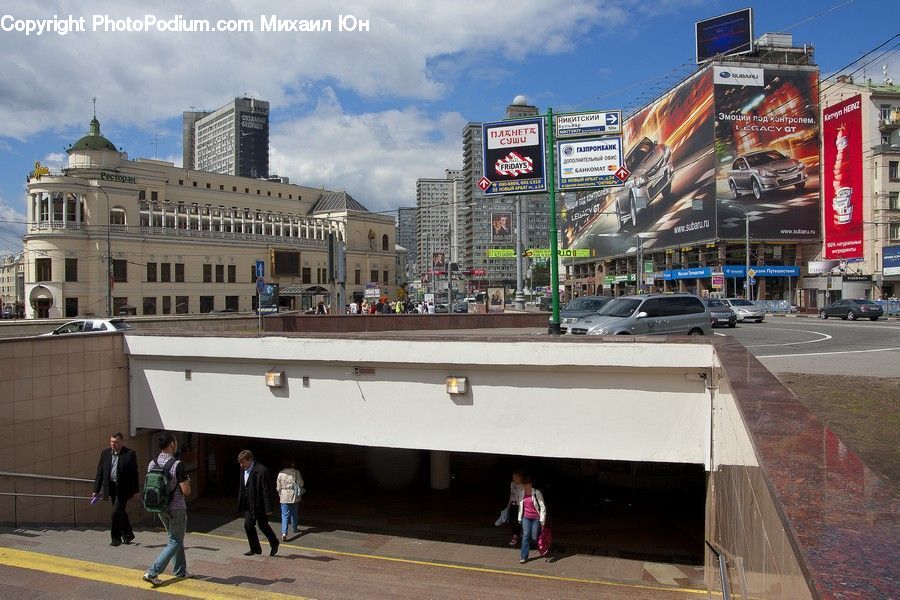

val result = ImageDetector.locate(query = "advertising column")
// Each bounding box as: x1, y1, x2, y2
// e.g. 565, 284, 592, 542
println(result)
822, 95, 864, 260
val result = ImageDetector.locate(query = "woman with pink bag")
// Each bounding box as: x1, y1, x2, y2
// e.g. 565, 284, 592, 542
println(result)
517, 475, 548, 564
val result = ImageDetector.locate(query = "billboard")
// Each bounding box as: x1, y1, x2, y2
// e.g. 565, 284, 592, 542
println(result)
490, 212, 512, 242
714, 67, 821, 241
561, 68, 717, 256
822, 95, 864, 259
562, 65, 820, 260
481, 118, 547, 195
238, 111, 269, 179
696, 8, 753, 64
884, 245, 900, 277
557, 137, 624, 191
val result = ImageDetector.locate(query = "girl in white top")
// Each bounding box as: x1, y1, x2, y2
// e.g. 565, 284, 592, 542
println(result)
275, 459, 304, 541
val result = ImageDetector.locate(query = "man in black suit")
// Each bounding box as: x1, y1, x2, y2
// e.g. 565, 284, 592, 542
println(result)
92, 432, 139, 546
236, 449, 279, 556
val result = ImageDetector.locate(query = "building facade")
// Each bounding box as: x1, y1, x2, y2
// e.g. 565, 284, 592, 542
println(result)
23, 115, 395, 319
415, 170, 464, 276
396, 206, 417, 279
812, 75, 900, 301
0, 253, 24, 316
181, 110, 210, 171
192, 97, 269, 179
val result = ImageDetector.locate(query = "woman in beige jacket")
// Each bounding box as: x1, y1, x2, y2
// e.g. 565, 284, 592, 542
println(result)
275, 458, 304, 541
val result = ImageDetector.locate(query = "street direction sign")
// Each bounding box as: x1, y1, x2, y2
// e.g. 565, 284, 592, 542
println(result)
256, 276, 265, 294
614, 165, 631, 181
255, 260, 265, 278
476, 176, 491, 191
555, 110, 623, 138
747, 268, 757, 278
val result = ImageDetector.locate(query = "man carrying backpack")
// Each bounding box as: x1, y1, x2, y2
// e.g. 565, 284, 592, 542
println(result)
142, 432, 191, 586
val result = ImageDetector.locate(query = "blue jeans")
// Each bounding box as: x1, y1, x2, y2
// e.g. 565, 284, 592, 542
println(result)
148, 509, 187, 577
520, 517, 541, 560
280, 502, 299, 534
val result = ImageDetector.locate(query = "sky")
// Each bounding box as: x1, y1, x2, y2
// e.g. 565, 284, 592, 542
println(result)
0, 0, 897, 254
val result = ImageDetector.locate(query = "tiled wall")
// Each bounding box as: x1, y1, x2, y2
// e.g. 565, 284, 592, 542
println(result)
0, 334, 147, 526
705, 378, 812, 599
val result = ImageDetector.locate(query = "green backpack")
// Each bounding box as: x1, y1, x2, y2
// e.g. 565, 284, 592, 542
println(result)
142, 457, 176, 513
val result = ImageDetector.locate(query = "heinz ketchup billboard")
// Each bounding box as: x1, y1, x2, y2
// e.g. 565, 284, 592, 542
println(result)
822, 95, 864, 259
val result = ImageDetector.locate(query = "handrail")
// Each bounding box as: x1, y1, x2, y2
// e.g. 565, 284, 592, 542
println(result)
705, 541, 732, 600
0, 471, 95, 527
0, 471, 93, 483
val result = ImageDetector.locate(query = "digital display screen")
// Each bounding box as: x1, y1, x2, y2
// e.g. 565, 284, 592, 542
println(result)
696, 8, 753, 63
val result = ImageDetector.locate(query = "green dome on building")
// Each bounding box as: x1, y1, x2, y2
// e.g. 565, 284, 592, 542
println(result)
68, 115, 118, 153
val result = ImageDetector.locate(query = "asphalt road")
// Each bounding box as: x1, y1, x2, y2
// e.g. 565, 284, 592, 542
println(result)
713, 315, 900, 378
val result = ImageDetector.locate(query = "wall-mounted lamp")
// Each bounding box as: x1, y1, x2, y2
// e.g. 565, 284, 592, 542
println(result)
446, 376, 467, 395
265, 370, 285, 388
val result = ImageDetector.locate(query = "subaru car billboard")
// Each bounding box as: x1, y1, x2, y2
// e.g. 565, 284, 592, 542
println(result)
562, 64, 820, 260
714, 66, 820, 241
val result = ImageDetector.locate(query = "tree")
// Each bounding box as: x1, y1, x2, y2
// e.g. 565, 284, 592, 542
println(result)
531, 261, 550, 287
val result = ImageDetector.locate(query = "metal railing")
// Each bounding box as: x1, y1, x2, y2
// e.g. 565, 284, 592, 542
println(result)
0, 471, 94, 527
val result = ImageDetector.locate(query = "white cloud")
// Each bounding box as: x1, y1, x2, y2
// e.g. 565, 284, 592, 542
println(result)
0, 193, 26, 253
0, 0, 627, 137
270, 88, 467, 213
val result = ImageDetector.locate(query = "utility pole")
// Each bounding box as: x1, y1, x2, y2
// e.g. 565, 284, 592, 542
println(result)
514, 197, 525, 310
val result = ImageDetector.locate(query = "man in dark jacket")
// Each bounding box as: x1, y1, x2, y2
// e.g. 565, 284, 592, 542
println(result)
92, 432, 139, 546
236, 449, 279, 556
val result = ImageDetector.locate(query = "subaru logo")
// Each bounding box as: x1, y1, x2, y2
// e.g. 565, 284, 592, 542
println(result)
720, 71, 731, 78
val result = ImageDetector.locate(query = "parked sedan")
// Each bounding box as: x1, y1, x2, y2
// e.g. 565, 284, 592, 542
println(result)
704, 298, 737, 328
722, 298, 765, 323
451, 300, 468, 313
42, 318, 132, 336
819, 299, 883, 321
555, 295, 612, 332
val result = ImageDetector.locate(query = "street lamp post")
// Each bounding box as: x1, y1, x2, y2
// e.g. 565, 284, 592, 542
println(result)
96, 186, 112, 317
723, 202, 751, 301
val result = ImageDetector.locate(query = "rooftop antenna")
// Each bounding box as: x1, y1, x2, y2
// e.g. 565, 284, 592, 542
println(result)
152, 133, 162, 158
883, 64, 889, 85
92, 96, 97, 118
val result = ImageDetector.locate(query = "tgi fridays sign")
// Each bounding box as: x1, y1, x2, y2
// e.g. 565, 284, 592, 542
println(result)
480, 118, 547, 195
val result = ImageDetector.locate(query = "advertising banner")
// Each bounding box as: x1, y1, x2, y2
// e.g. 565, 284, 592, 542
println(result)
808, 260, 841, 275
238, 111, 269, 179
715, 67, 820, 241
431, 251, 446, 271
884, 245, 900, 276
487, 287, 505, 312
822, 95, 864, 259
481, 118, 547, 195
557, 137, 624, 191
561, 69, 717, 255
258, 283, 279, 314
490, 211, 512, 242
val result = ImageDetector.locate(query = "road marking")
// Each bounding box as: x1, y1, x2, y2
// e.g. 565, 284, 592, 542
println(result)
758, 346, 900, 359
192, 531, 708, 596
0, 546, 310, 599
744, 329, 832, 348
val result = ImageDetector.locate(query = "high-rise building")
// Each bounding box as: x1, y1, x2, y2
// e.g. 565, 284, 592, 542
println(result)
181, 110, 210, 170
192, 97, 269, 178
415, 170, 463, 276
461, 97, 551, 290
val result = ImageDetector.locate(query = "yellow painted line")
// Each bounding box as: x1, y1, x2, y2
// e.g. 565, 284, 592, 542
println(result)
0, 546, 311, 600
193, 531, 710, 596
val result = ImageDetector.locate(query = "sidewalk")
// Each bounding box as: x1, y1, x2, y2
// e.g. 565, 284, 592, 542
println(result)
0, 514, 706, 599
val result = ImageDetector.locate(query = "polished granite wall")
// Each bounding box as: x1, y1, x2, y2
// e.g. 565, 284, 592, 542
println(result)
708, 336, 897, 599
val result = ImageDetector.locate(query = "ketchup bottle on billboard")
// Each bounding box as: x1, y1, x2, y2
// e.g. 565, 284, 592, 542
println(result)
832, 125, 852, 225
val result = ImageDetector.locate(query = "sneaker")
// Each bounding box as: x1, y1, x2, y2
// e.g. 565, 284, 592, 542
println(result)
519, 558, 527, 564
508, 535, 518, 546
142, 572, 162, 586
281, 534, 287, 542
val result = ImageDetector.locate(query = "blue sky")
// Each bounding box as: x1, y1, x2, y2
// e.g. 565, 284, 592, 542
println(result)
0, 0, 897, 254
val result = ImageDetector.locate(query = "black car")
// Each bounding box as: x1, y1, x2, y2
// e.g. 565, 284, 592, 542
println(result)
452, 301, 468, 313
819, 299, 883, 321
704, 298, 737, 328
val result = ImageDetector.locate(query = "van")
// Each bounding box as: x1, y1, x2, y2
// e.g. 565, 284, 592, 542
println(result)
568, 293, 711, 336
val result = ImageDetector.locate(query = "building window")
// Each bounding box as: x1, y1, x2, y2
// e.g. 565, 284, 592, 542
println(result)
355, 269, 361, 285
200, 296, 214, 313
203, 264, 212, 283
227, 264, 236, 283
147, 262, 157, 282
215, 264, 224, 283
113, 297, 128, 315
192, 181, 197, 187
35, 258, 52, 281
206, 183, 211, 189
151, 191, 158, 201
250, 265, 256, 281
225, 295, 239, 311
162, 296, 171, 314
175, 296, 189, 314
143, 297, 157, 315
113, 259, 127, 283
891, 222, 900, 240
178, 179, 183, 185
65, 297, 78, 318
890, 161, 899, 181
370, 269, 378, 283
65, 258, 77, 282
302, 267, 311, 284
175, 263, 185, 283
890, 192, 900, 210
382, 234, 389, 251
160, 263, 171, 282
383, 270, 389, 284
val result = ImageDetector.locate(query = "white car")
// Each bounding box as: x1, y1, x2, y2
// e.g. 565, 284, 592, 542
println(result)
721, 298, 765, 323
42, 318, 132, 336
